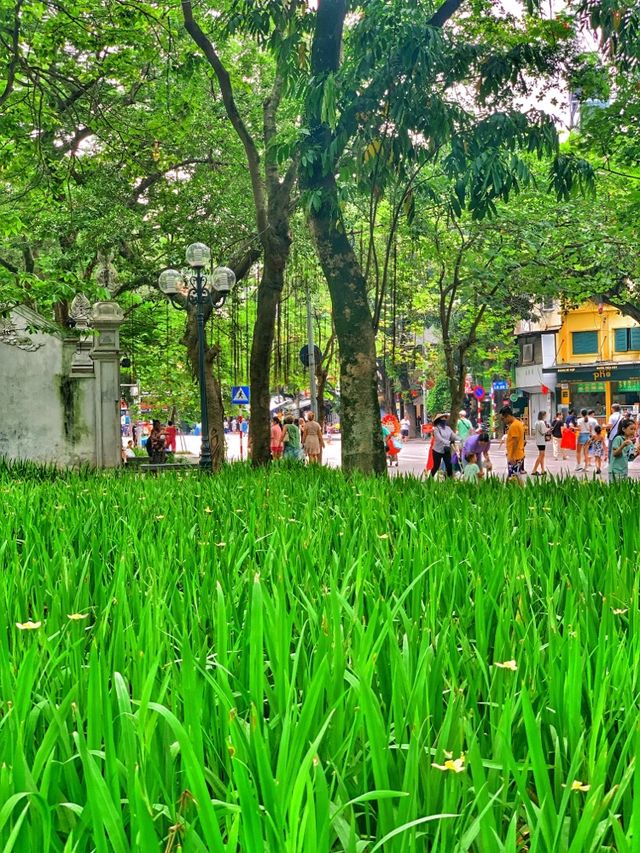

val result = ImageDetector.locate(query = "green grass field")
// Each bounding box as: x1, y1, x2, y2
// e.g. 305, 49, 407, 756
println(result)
1, 461, 639, 851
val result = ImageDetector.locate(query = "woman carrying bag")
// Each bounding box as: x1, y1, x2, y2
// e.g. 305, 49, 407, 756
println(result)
429, 413, 460, 478
282, 416, 303, 461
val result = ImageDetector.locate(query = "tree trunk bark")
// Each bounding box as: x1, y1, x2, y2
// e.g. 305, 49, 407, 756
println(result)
307, 182, 386, 474
54, 300, 69, 327
398, 367, 418, 437
377, 360, 396, 415
182, 309, 225, 471
444, 346, 466, 431
301, 0, 385, 475
316, 330, 335, 431
250, 233, 290, 466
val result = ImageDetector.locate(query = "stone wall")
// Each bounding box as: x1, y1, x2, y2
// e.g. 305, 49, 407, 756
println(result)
0, 303, 123, 467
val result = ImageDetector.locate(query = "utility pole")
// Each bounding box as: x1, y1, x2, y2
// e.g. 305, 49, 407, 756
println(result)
305, 279, 318, 419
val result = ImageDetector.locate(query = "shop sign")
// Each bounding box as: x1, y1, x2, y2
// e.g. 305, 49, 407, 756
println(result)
618, 381, 640, 392
576, 382, 606, 393
556, 365, 640, 382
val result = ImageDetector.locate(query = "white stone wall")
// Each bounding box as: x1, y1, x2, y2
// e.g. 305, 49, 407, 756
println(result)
0, 308, 98, 466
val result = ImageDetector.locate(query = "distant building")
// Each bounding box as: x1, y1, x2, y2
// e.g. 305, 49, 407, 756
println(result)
514, 300, 562, 431
553, 301, 640, 418
514, 299, 640, 430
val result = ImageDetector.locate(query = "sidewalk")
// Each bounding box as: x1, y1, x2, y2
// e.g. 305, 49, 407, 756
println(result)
170, 434, 640, 480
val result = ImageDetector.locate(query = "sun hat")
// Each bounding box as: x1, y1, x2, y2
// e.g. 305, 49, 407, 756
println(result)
433, 412, 449, 423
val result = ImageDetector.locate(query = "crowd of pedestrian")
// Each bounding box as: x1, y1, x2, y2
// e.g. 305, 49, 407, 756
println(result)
269, 411, 325, 463
422, 403, 640, 483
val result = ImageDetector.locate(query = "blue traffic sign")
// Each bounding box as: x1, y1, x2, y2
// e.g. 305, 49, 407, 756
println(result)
231, 385, 250, 405
473, 385, 486, 400
492, 380, 508, 391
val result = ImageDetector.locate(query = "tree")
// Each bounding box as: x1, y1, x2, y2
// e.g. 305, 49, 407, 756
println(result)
408, 203, 535, 424
181, 1, 300, 466
0, 1, 261, 468
299, 0, 592, 473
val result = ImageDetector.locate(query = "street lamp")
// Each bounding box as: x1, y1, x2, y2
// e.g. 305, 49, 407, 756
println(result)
159, 243, 237, 470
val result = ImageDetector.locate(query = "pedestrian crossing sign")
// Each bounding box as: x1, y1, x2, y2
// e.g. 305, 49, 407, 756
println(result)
231, 385, 250, 405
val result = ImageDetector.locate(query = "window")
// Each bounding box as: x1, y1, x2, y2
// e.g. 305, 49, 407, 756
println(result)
614, 327, 640, 352
572, 331, 598, 356
522, 343, 534, 364
542, 297, 555, 312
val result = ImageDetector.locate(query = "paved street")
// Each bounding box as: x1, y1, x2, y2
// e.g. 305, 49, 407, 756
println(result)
177, 433, 640, 479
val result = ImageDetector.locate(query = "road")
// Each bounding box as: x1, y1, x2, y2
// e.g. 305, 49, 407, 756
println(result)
175, 433, 640, 479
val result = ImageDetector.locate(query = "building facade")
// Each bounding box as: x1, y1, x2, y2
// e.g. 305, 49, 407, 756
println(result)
553, 302, 640, 417
514, 301, 562, 431
514, 300, 640, 430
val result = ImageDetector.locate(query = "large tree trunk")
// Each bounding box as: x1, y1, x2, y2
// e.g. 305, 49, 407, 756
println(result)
250, 231, 290, 466
307, 186, 386, 474
183, 309, 225, 471
181, 3, 297, 469
302, 1, 385, 474
443, 343, 466, 431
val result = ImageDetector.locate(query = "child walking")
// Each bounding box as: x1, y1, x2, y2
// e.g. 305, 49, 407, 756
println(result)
462, 451, 483, 482
609, 419, 638, 483
586, 425, 606, 476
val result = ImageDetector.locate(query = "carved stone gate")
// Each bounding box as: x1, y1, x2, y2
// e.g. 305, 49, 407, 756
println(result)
0, 301, 124, 468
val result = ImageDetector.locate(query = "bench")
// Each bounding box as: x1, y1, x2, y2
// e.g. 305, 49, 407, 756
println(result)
138, 462, 197, 473
123, 456, 145, 467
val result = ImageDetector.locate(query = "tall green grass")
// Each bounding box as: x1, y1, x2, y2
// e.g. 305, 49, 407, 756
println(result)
1, 461, 639, 850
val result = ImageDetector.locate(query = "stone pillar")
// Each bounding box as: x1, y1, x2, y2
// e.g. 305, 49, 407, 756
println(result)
90, 302, 124, 468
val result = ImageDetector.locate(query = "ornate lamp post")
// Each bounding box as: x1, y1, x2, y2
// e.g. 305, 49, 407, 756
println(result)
159, 243, 236, 470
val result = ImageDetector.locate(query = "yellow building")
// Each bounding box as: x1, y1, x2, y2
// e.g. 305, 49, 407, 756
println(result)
554, 301, 640, 416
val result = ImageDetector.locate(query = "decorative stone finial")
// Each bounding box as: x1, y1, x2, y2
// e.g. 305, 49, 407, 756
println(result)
69, 293, 93, 330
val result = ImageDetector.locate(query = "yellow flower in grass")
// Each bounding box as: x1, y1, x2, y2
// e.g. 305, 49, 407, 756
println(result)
67, 613, 89, 621
563, 780, 590, 792
494, 660, 518, 671
16, 621, 41, 631
613, 608, 628, 616
433, 754, 465, 773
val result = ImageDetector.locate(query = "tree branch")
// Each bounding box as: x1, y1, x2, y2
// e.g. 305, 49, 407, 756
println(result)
0, 0, 23, 109
428, 0, 466, 28
264, 72, 284, 191
0, 255, 19, 274
181, 1, 268, 234
131, 155, 226, 202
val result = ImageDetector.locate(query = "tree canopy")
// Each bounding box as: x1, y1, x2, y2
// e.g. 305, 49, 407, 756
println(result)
1, 0, 639, 472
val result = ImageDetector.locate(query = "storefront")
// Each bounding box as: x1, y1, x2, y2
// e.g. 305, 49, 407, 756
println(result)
514, 364, 557, 432
555, 364, 640, 418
